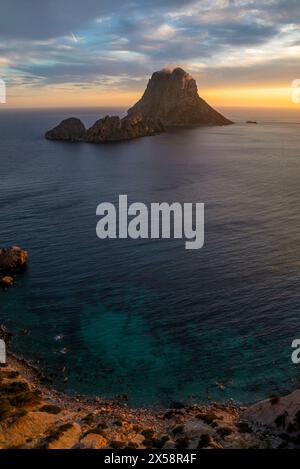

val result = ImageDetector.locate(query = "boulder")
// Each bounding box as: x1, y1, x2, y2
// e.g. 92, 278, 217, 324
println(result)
0, 246, 28, 274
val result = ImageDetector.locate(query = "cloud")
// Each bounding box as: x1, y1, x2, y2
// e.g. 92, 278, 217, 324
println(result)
0, 0, 195, 39
0, 0, 299, 98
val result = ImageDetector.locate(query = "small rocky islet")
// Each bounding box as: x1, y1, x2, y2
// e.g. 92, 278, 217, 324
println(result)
0, 246, 28, 288
45, 67, 233, 143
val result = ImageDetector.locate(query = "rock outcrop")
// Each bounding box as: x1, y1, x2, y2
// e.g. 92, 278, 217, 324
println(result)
0, 246, 28, 287
46, 114, 164, 143
128, 67, 232, 127
45, 118, 86, 142
45, 67, 233, 143
85, 113, 164, 142
0, 246, 28, 274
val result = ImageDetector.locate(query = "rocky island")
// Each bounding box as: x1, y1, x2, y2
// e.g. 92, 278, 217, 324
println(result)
45, 67, 233, 143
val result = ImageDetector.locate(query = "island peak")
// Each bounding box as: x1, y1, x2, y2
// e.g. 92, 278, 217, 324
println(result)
45, 67, 233, 143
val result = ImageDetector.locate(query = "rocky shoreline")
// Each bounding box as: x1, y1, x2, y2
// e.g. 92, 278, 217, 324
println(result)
0, 336, 300, 449
1, 246, 300, 449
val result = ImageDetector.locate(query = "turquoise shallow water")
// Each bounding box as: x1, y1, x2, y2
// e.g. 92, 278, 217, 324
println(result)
0, 107, 300, 406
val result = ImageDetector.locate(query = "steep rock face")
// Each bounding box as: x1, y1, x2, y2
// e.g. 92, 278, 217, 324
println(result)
45, 118, 86, 142
127, 67, 232, 126
84, 113, 164, 142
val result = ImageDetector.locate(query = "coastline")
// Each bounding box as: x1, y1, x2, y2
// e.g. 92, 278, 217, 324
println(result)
1, 345, 300, 449
1, 247, 300, 449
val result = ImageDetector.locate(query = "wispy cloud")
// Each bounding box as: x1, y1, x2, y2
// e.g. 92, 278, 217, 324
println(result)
0, 0, 299, 105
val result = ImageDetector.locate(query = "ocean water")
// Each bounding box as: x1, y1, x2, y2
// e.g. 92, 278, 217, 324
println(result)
1, 107, 300, 406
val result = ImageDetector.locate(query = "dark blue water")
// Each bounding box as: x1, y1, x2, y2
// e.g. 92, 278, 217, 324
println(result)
1, 107, 300, 406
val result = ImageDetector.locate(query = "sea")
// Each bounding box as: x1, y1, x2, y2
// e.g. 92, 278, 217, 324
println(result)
0, 106, 300, 406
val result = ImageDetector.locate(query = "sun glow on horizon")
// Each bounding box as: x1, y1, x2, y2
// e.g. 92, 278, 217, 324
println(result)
202, 86, 299, 109
2, 84, 299, 110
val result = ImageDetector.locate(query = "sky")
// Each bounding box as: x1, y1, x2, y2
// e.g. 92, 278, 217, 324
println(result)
0, 0, 300, 109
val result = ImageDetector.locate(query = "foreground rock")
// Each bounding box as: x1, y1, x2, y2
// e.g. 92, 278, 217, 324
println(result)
128, 67, 233, 127
0, 246, 28, 287
45, 67, 233, 143
1, 352, 300, 449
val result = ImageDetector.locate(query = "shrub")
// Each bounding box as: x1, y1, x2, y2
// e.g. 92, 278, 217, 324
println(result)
37, 423, 73, 449
141, 429, 154, 439
176, 437, 190, 449
0, 399, 13, 421
0, 370, 19, 380
85, 422, 107, 436
113, 419, 123, 427
0, 381, 29, 395
39, 404, 62, 415
126, 442, 139, 449
237, 421, 252, 433
197, 434, 211, 449
82, 413, 95, 426
110, 440, 125, 449
152, 435, 170, 448
142, 438, 153, 448
9, 389, 41, 406
172, 425, 184, 435
217, 427, 232, 438
196, 412, 220, 424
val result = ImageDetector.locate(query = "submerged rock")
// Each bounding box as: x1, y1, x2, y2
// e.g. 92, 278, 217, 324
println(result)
128, 67, 233, 127
45, 117, 86, 142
